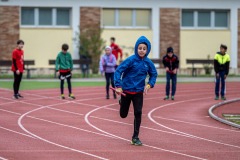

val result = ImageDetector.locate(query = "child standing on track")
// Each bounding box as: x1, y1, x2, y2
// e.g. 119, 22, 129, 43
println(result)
110, 37, 123, 68
214, 44, 230, 100
12, 40, 25, 99
162, 47, 179, 100
99, 46, 117, 99
55, 43, 75, 99
114, 36, 158, 146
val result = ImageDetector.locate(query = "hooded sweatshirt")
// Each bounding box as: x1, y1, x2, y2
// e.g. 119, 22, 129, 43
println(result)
55, 52, 73, 71
99, 47, 117, 73
114, 36, 158, 92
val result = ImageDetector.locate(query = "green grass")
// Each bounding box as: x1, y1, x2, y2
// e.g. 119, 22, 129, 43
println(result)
0, 81, 105, 90
223, 114, 240, 125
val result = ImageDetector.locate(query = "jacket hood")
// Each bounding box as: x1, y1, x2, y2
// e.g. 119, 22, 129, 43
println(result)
134, 36, 151, 58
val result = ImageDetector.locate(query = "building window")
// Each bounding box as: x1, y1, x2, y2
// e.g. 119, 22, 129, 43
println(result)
181, 9, 229, 29
182, 10, 194, 27
102, 8, 151, 28
57, 8, 70, 26
39, 8, 52, 25
198, 11, 211, 27
21, 7, 71, 27
215, 11, 228, 27
21, 8, 34, 25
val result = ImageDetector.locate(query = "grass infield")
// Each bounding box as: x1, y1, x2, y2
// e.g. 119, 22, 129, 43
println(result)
0, 81, 106, 90
223, 114, 240, 125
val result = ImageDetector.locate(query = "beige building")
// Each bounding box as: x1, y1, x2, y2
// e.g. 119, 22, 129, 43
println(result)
0, 0, 239, 72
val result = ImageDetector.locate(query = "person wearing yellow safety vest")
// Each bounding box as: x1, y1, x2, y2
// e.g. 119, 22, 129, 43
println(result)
214, 44, 230, 100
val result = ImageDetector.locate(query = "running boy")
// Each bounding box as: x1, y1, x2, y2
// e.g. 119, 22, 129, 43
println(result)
55, 43, 75, 99
114, 36, 158, 146
99, 46, 117, 99
162, 47, 179, 100
12, 40, 25, 99
214, 44, 230, 100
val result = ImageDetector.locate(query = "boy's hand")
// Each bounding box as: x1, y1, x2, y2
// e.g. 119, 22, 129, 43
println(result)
56, 71, 60, 76
166, 67, 169, 72
224, 75, 227, 79
16, 70, 20, 75
216, 73, 219, 78
173, 69, 177, 74
115, 88, 123, 95
144, 84, 151, 95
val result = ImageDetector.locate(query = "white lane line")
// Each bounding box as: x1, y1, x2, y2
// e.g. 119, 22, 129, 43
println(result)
153, 116, 240, 133
90, 116, 195, 139
0, 126, 35, 139
0, 156, 8, 160
17, 103, 108, 160
148, 97, 240, 149
27, 116, 117, 140
84, 103, 207, 160
0, 109, 35, 139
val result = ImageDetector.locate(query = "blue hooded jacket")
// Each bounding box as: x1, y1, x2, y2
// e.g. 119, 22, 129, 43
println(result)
114, 36, 158, 92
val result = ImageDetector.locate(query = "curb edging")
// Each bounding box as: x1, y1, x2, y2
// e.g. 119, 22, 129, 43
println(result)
208, 98, 240, 129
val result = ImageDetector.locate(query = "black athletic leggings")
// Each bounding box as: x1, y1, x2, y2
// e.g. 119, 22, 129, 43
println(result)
13, 72, 23, 95
105, 72, 115, 95
59, 71, 72, 95
120, 93, 143, 139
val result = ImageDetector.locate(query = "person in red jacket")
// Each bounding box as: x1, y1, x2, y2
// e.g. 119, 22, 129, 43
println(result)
110, 37, 123, 68
11, 40, 25, 99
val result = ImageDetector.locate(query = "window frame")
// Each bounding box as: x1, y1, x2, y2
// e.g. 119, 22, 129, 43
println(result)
181, 9, 230, 30
20, 7, 71, 28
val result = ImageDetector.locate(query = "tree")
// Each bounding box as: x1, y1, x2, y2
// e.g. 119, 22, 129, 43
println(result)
78, 27, 105, 74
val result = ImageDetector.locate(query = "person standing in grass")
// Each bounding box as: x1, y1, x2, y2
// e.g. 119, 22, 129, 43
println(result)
162, 47, 179, 100
99, 46, 117, 99
11, 40, 25, 99
55, 43, 75, 99
214, 44, 230, 100
114, 36, 158, 146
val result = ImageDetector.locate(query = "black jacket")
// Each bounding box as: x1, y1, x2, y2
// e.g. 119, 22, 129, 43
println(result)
162, 54, 179, 71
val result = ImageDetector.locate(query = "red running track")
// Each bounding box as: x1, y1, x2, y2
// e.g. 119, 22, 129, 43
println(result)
0, 82, 239, 160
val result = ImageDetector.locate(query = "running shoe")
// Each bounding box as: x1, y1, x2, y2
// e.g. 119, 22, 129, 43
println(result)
13, 94, 18, 99
61, 94, 65, 99
164, 96, 169, 100
17, 93, 24, 98
69, 94, 76, 99
214, 96, 219, 100
131, 138, 142, 146
221, 96, 226, 100
171, 96, 174, 100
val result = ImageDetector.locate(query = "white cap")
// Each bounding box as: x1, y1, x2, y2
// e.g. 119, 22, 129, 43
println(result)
105, 46, 112, 51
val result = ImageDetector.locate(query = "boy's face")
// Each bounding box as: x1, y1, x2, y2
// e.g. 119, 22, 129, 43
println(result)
17, 43, 24, 49
167, 52, 173, 57
105, 48, 111, 55
62, 50, 67, 54
138, 43, 147, 58
220, 47, 226, 54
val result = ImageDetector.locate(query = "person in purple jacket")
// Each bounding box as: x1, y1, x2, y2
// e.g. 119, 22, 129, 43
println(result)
100, 46, 117, 99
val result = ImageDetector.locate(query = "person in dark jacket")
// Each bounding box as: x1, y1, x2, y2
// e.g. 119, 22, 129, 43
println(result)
214, 44, 230, 100
162, 47, 179, 100
114, 36, 158, 146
